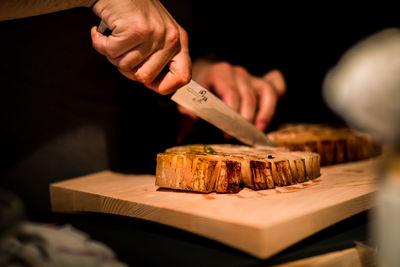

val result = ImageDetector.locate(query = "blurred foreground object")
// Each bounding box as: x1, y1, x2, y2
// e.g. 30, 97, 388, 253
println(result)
0, 222, 127, 267
0, 188, 24, 238
323, 28, 400, 267
323, 28, 400, 145
0, 189, 126, 266
376, 155, 400, 267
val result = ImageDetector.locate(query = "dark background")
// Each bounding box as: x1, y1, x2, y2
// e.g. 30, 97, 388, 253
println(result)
0, 1, 397, 265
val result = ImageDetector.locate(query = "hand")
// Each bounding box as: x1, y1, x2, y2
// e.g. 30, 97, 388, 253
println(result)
177, 59, 286, 143
90, 0, 191, 95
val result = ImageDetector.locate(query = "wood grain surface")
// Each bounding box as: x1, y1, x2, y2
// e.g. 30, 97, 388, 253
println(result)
50, 157, 380, 259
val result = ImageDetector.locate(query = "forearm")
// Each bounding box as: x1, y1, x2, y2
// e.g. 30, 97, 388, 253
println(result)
0, 0, 96, 21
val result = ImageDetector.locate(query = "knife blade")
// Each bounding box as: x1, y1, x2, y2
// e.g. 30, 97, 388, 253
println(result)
95, 21, 274, 146
172, 80, 275, 146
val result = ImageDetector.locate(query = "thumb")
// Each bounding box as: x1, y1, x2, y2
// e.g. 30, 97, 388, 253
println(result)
90, 26, 109, 56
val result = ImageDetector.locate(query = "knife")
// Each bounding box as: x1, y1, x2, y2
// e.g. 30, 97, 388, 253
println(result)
172, 80, 275, 146
96, 21, 275, 146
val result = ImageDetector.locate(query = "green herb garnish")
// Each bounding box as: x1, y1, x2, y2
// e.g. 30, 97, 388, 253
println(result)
203, 145, 217, 154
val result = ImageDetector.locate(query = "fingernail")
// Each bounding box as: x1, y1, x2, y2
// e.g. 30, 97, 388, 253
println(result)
255, 121, 267, 132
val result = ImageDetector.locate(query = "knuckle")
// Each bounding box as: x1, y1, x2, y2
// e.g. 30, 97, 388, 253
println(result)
179, 71, 192, 85
105, 48, 120, 59
169, 74, 191, 91
258, 79, 273, 91
234, 65, 248, 75
96, 40, 118, 59
214, 61, 232, 71
154, 27, 166, 41
132, 21, 152, 40
264, 82, 275, 92
118, 61, 133, 72
179, 28, 189, 45
134, 71, 153, 84
166, 27, 180, 47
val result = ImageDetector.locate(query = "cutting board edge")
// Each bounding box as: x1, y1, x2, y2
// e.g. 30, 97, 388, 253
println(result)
50, 183, 270, 257
254, 190, 376, 258
49, 183, 376, 259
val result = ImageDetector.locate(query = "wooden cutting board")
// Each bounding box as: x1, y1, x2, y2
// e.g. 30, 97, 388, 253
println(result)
50, 157, 380, 259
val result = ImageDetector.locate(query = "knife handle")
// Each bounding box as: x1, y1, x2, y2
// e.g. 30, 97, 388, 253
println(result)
97, 20, 108, 34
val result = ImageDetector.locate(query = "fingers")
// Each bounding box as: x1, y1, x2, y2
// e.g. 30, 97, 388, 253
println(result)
255, 69, 286, 130
191, 58, 286, 139
205, 63, 280, 132
91, 26, 144, 58
106, 42, 153, 72
91, 26, 108, 56
118, 40, 180, 86
253, 79, 278, 131
146, 28, 192, 94
233, 66, 258, 122
263, 69, 286, 99
95, 25, 190, 94
203, 63, 258, 122
202, 62, 239, 112
90, 0, 192, 94
92, 23, 182, 87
